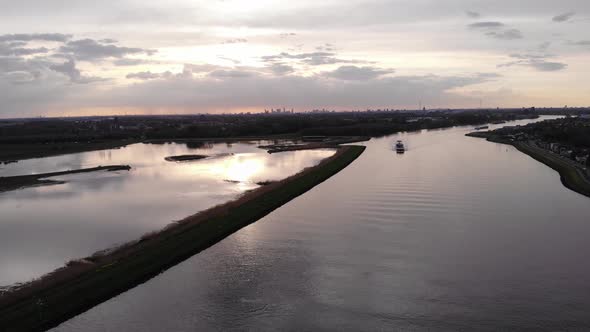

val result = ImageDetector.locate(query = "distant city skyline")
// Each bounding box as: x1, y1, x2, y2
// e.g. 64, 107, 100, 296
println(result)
1, 0, 589, 118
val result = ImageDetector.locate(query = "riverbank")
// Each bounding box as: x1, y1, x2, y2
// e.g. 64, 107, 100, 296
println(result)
0, 145, 366, 332
0, 140, 137, 163
0, 165, 132, 193
467, 132, 590, 198
0, 135, 363, 163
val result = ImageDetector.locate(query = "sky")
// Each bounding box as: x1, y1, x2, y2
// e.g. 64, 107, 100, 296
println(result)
0, 0, 589, 118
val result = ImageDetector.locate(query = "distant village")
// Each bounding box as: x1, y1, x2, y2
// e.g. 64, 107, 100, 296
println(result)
493, 115, 590, 168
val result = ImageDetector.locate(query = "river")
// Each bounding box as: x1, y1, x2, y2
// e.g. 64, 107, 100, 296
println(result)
40, 117, 590, 330
0, 141, 334, 286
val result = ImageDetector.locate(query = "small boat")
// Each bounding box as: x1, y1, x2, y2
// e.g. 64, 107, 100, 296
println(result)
395, 140, 405, 153
474, 125, 489, 130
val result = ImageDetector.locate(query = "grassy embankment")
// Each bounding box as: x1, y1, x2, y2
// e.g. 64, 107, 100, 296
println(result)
0, 165, 132, 193
0, 145, 366, 332
467, 132, 590, 198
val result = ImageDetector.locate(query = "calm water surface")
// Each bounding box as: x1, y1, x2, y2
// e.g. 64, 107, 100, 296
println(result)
48, 117, 590, 330
0, 141, 334, 286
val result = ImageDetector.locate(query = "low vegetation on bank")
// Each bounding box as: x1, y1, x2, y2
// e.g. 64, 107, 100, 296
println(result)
0, 145, 365, 332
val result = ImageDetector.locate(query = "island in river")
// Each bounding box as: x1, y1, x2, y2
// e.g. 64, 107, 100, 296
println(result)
164, 154, 208, 162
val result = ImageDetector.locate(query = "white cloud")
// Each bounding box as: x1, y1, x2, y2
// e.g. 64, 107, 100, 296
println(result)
498, 54, 568, 72
485, 29, 523, 40
59, 39, 155, 61
0, 33, 71, 42
468, 22, 504, 29
50, 59, 105, 83
1, 0, 590, 116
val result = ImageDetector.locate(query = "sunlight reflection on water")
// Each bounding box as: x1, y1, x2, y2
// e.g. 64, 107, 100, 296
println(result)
0, 141, 335, 286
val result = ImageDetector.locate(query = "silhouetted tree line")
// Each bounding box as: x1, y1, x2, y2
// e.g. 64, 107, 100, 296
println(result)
0, 110, 544, 144
523, 118, 590, 148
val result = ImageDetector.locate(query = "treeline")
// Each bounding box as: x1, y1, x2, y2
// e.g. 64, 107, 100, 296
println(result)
0, 110, 542, 144
524, 118, 590, 148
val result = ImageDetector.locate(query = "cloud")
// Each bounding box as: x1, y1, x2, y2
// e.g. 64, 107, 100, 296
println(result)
2, 71, 39, 84
466, 11, 481, 18
468, 21, 504, 29
528, 61, 567, 71
316, 43, 335, 52
467, 20, 523, 41
0, 74, 74, 116
222, 38, 247, 44
324, 65, 394, 81
279, 33, 297, 38
7, 41, 27, 47
0, 33, 71, 42
128, 63, 293, 80
474, 72, 502, 79
0, 55, 55, 86
126, 65, 209, 80
552, 12, 575, 22
485, 29, 523, 40
262, 51, 332, 61
538, 42, 551, 51
208, 69, 255, 79
50, 59, 104, 83
126, 71, 169, 80
498, 54, 567, 72
89, 71, 497, 114
11, 47, 50, 56
570, 40, 590, 47
0, 42, 49, 56
113, 58, 148, 66
268, 63, 294, 75
508, 53, 550, 60
262, 51, 369, 66
0, 50, 502, 117
60, 39, 155, 61
217, 56, 241, 65
184, 63, 227, 73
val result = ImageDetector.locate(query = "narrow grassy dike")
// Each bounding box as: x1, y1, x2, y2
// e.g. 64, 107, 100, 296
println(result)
0, 145, 366, 332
